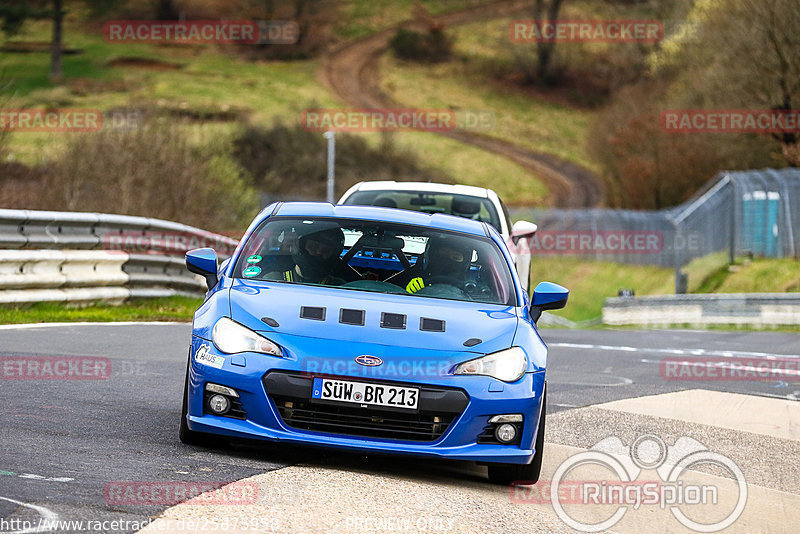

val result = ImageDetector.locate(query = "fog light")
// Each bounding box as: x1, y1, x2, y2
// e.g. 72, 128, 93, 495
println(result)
208, 394, 230, 415
495, 423, 517, 443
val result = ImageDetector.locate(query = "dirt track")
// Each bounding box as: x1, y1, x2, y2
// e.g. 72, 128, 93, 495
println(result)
321, 0, 605, 208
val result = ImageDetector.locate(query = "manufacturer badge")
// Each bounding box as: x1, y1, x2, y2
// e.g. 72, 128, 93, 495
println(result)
354, 355, 383, 367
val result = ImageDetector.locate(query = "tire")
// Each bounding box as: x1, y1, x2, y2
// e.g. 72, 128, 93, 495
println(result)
179, 356, 217, 447
487, 388, 546, 485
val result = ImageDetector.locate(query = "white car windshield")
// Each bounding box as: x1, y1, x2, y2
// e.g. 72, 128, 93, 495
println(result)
341, 190, 502, 233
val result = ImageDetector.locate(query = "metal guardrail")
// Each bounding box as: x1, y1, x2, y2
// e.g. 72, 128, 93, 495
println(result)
603, 294, 800, 327
0, 209, 240, 304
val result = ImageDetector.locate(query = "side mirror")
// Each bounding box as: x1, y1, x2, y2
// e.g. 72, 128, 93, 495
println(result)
511, 220, 538, 245
186, 248, 219, 290
529, 281, 569, 323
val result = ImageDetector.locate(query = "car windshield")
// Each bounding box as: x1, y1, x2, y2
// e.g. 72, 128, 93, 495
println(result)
341, 190, 502, 233
233, 217, 516, 306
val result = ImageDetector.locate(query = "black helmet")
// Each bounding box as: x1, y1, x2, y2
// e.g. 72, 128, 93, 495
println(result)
423, 234, 473, 277
292, 222, 345, 281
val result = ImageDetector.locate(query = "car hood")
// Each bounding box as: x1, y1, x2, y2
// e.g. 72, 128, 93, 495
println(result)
228, 279, 519, 355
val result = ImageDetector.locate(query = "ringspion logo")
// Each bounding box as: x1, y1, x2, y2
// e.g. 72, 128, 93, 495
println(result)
514, 435, 747, 532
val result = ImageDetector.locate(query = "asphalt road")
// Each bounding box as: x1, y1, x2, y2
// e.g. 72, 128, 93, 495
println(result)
0, 323, 798, 533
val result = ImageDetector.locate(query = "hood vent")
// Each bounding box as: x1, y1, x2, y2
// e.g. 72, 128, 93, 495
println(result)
420, 318, 445, 332
339, 308, 365, 326
380, 312, 406, 330
261, 317, 280, 328
300, 306, 326, 321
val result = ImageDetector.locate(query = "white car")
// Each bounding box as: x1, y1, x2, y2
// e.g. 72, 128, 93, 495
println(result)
338, 181, 538, 288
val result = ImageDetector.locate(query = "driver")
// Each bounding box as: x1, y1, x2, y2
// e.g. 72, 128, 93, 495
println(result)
393, 234, 473, 294
264, 222, 352, 285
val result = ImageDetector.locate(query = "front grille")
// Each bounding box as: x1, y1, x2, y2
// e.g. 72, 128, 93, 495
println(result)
264, 372, 469, 442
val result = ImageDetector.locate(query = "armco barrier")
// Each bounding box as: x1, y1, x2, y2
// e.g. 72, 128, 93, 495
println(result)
603, 294, 800, 327
0, 209, 240, 304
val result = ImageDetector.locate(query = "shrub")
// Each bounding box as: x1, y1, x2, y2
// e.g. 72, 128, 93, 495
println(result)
232, 122, 451, 199
389, 27, 452, 63
34, 118, 258, 232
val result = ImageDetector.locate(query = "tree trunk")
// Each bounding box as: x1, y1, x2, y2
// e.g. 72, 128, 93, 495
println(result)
49, 0, 63, 81
535, 0, 564, 84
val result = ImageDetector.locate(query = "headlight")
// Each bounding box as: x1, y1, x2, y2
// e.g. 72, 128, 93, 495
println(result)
453, 347, 527, 382
212, 317, 283, 356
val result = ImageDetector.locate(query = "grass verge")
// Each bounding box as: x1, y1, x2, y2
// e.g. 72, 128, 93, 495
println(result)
530, 256, 674, 322
0, 296, 201, 325
534, 255, 800, 323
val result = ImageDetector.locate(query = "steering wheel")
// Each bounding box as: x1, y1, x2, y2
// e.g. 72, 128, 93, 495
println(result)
421, 275, 472, 299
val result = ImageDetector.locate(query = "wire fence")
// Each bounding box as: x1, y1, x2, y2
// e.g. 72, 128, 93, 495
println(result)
511, 169, 800, 277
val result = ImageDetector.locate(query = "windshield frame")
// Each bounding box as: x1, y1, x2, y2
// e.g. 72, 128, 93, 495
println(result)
231, 215, 518, 307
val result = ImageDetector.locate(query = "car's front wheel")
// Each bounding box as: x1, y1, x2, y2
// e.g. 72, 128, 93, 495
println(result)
179, 355, 218, 447
487, 388, 546, 485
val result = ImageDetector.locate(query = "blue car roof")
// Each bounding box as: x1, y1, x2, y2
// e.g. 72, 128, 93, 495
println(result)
272, 202, 488, 237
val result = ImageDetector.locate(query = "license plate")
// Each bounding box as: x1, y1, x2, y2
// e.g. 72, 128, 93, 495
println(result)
311, 378, 419, 410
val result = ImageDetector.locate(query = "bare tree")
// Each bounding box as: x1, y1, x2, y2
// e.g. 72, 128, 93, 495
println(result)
654, 0, 800, 165
511, 0, 566, 85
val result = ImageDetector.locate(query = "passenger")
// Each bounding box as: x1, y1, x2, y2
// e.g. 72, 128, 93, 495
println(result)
264, 223, 352, 285
392, 234, 473, 294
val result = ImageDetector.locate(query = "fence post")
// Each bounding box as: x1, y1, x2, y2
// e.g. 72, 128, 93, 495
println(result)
324, 130, 336, 204
729, 174, 737, 264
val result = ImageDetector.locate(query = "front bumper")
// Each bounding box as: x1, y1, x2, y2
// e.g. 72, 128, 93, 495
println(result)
186, 337, 546, 464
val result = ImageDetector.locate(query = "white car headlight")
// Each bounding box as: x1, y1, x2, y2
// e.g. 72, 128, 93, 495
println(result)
212, 317, 282, 356
453, 347, 528, 382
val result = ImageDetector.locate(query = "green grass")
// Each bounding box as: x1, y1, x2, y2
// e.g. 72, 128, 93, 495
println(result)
380, 18, 599, 173
695, 257, 800, 294
530, 256, 674, 322
1, 20, 341, 164
336, 0, 489, 40
0, 296, 201, 325
531, 254, 800, 323
1, 18, 548, 197
683, 252, 729, 293
387, 131, 548, 205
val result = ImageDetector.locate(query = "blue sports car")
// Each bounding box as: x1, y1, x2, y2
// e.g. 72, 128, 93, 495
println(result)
180, 202, 568, 485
